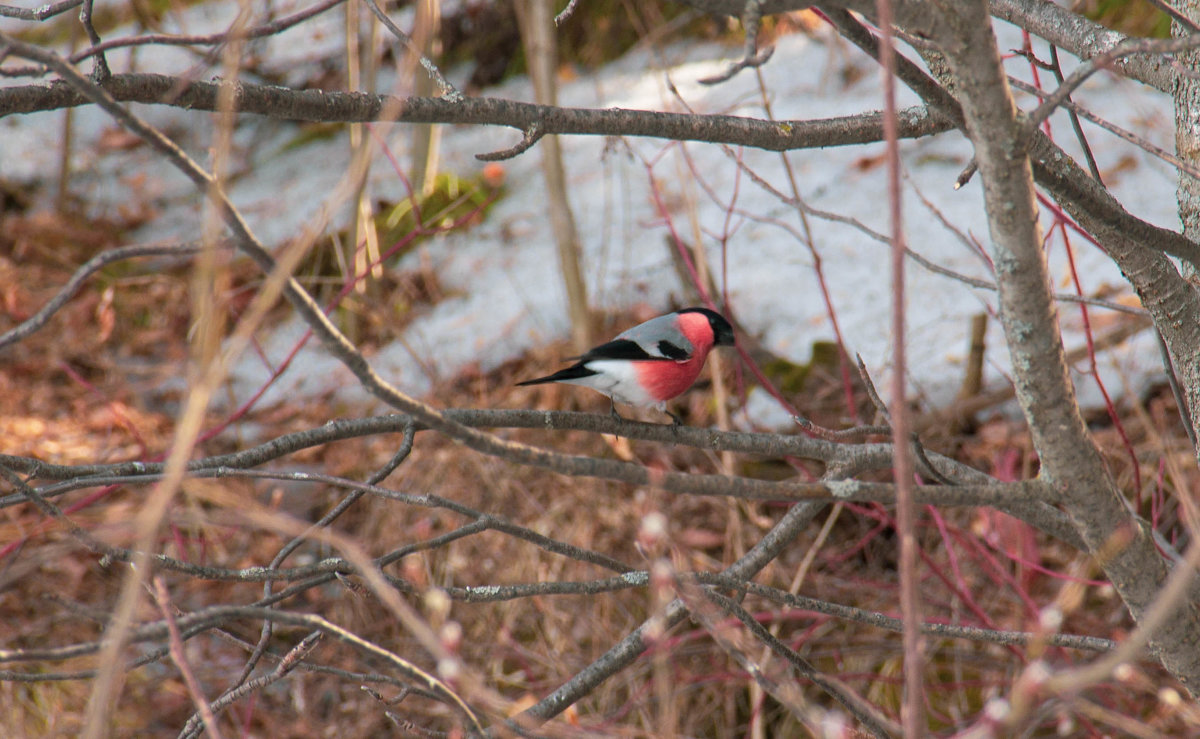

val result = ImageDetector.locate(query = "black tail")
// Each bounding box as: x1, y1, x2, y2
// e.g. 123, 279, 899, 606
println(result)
516, 364, 597, 386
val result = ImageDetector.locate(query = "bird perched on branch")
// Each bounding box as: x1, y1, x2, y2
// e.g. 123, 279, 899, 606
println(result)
517, 307, 735, 424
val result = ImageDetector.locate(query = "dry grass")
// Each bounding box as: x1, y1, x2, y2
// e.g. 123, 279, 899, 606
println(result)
3, 210, 1200, 737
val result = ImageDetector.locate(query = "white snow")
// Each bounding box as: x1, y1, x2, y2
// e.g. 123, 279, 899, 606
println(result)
2, 7, 1180, 426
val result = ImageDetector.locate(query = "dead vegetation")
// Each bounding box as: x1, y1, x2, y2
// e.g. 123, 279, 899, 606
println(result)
2, 208, 1199, 736
5, 0, 1200, 733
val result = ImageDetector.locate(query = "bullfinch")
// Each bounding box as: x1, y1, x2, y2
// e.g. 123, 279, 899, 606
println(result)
517, 307, 735, 423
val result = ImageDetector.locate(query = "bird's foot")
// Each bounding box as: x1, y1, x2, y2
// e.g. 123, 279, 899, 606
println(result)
609, 400, 625, 422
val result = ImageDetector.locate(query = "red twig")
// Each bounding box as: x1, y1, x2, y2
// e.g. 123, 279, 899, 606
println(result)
875, 0, 925, 730
57, 360, 149, 454
153, 576, 225, 739
1062, 224, 1141, 499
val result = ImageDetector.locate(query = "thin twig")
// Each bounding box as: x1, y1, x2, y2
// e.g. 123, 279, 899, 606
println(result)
697, 573, 1113, 651
77, 0, 108, 81
1049, 45, 1103, 183
873, 1, 925, 728
0, 243, 210, 350
3, 460, 1061, 516
1023, 32, 1200, 140
476, 121, 545, 161
1, 605, 486, 732
954, 159, 978, 190
1011, 44, 1105, 183
68, 0, 348, 65
1154, 330, 1197, 449
1144, 0, 1200, 33
0, 406, 1085, 547
1008, 75, 1200, 182
0, 0, 81, 21
911, 433, 956, 485
793, 417, 890, 441
695, 588, 900, 738
854, 353, 891, 425
699, 0, 773, 85
554, 0, 583, 26
522, 500, 825, 721
178, 633, 322, 739
0, 569, 1115, 672
0, 466, 638, 580
233, 421, 419, 696
153, 577, 225, 739
0, 465, 131, 564
358, 0, 461, 101
826, 7, 1200, 270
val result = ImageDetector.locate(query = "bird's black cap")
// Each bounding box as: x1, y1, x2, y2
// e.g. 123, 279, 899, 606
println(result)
679, 307, 735, 347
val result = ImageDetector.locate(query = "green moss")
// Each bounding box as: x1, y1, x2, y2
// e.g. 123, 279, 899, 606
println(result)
375, 170, 504, 252
761, 340, 842, 395
297, 169, 504, 290
1081, 0, 1170, 38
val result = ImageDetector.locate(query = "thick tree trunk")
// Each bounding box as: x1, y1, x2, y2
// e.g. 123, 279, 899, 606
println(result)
909, 0, 1200, 695
1176, 2, 1200, 258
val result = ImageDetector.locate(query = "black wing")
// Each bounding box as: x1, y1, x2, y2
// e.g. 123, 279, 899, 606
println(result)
582, 337, 689, 362
517, 337, 687, 388
580, 338, 669, 362
516, 363, 599, 386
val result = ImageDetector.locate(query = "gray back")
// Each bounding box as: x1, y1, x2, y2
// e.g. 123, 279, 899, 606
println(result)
617, 313, 693, 358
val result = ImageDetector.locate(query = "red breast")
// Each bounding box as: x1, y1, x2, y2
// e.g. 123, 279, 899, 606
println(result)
632, 311, 717, 403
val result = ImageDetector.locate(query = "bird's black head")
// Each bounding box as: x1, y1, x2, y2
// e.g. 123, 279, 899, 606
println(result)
680, 307, 735, 347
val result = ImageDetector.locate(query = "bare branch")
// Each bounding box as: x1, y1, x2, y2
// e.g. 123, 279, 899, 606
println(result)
524, 499, 824, 721
7, 0, 1200, 724
1046, 45, 1103, 183
1009, 75, 1200, 182
64, 0, 348, 65
359, 0, 461, 101
990, 0, 1176, 93
1023, 32, 1200, 139
825, 6, 1200, 270
699, 573, 1115, 652
1, 455, 1060, 517
692, 587, 899, 737
0, 467, 636, 580
0, 606, 487, 733
554, 0, 583, 26
793, 417, 891, 440
77, 0, 108, 80
0, 405, 1085, 549
921, 0, 1200, 694
1145, 0, 1200, 33
0, 0, 81, 21
178, 633, 322, 739
1155, 330, 1197, 449
0, 72, 951, 149
0, 410, 980, 485
0, 569, 1115, 668
699, 45, 775, 85
0, 243, 211, 351
698, 0, 775, 85
848, 355, 954, 486
475, 121, 545, 161
153, 578, 224, 739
